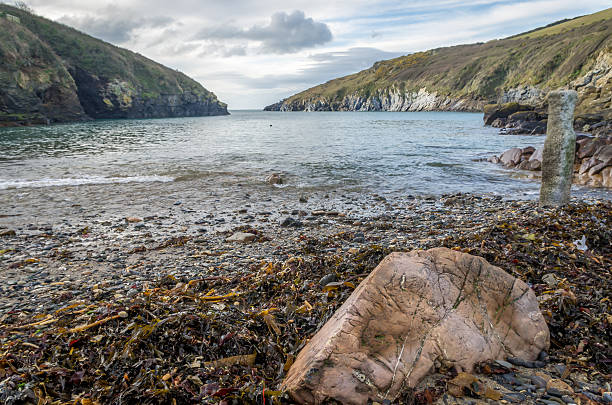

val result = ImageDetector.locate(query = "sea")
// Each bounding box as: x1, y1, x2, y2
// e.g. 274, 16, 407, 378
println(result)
1, 110, 609, 225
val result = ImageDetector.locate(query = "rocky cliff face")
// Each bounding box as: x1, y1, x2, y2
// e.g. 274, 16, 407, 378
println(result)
572, 50, 612, 120
265, 8, 612, 115
267, 87, 484, 112
0, 5, 227, 126
0, 16, 86, 125
70, 69, 228, 119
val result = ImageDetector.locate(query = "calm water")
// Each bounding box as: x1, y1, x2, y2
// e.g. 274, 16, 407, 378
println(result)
0, 111, 609, 223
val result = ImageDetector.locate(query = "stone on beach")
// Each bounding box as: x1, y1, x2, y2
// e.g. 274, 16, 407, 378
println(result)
226, 232, 256, 243
540, 90, 578, 207
282, 247, 549, 404
266, 173, 284, 185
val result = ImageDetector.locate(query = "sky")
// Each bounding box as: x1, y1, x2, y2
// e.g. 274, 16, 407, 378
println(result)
11, 0, 612, 109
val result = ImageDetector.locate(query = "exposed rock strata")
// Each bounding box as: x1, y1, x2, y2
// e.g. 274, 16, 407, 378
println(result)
282, 248, 549, 404
265, 87, 483, 112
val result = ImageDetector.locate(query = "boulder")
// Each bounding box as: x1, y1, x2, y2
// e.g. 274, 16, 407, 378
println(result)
594, 144, 612, 161
282, 248, 549, 404
588, 160, 611, 176
579, 156, 599, 175
499, 148, 523, 167
577, 137, 609, 159
529, 148, 544, 162
516, 160, 532, 170
522, 146, 536, 155
529, 160, 542, 171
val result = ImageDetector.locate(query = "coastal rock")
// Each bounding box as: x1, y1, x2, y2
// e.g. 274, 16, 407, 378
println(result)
490, 118, 506, 128
492, 135, 612, 188
483, 103, 533, 126
282, 248, 549, 404
500, 148, 523, 167
500, 85, 546, 106
529, 148, 544, 162
577, 137, 609, 159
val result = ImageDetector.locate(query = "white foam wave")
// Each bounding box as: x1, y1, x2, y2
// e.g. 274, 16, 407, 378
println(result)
0, 175, 174, 190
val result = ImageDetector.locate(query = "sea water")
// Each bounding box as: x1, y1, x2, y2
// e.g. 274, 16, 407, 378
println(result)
0, 111, 609, 224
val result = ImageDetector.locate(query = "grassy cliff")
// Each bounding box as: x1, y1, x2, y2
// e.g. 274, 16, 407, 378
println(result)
0, 4, 228, 125
266, 8, 612, 114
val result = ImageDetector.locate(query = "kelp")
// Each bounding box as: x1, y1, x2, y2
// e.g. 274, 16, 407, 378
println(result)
1, 199, 610, 404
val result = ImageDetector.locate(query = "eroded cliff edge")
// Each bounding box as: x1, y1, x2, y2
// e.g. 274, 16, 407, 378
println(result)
264, 8, 611, 117
0, 5, 228, 126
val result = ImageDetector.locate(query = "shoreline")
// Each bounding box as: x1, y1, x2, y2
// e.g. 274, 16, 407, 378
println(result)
1, 193, 610, 403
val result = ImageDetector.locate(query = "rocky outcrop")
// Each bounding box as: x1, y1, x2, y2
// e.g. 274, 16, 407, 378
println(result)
483, 49, 612, 136
70, 70, 227, 119
483, 103, 548, 135
0, 16, 87, 125
0, 5, 227, 126
490, 135, 612, 188
266, 87, 484, 112
282, 248, 549, 404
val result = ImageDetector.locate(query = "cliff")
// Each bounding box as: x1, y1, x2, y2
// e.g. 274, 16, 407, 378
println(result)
0, 4, 228, 126
265, 8, 612, 115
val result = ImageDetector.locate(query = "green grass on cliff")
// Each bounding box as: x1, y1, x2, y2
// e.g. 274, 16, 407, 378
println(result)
513, 8, 612, 39
280, 8, 611, 107
0, 4, 220, 103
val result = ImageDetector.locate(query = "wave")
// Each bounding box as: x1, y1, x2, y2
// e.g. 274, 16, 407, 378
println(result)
0, 175, 174, 190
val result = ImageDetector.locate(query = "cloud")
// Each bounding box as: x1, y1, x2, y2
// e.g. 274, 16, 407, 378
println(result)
195, 10, 332, 54
202, 47, 402, 92
59, 6, 173, 44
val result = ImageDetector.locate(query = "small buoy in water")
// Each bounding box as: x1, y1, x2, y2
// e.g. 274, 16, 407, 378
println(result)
270, 124, 272, 127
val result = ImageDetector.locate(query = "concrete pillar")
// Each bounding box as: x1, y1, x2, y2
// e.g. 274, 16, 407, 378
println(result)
539, 90, 577, 207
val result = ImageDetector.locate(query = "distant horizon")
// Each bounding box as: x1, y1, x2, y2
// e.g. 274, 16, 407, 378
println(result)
9, 0, 611, 109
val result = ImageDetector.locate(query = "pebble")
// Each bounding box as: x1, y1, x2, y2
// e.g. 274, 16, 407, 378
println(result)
496, 359, 514, 369
546, 379, 574, 396
280, 217, 303, 228
226, 232, 256, 243
0, 193, 608, 404
530, 375, 548, 388
507, 356, 546, 368
319, 274, 337, 286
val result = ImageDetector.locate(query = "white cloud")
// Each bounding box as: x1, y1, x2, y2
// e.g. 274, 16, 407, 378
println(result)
195, 11, 332, 54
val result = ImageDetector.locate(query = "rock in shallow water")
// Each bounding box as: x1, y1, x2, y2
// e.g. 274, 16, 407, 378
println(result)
282, 247, 549, 404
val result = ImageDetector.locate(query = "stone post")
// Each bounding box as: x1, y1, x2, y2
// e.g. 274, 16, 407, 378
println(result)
539, 90, 577, 207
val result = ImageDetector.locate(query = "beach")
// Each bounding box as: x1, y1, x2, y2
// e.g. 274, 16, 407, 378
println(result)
1, 191, 610, 403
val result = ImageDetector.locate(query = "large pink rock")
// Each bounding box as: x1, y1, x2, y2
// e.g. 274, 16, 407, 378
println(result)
282, 248, 549, 404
